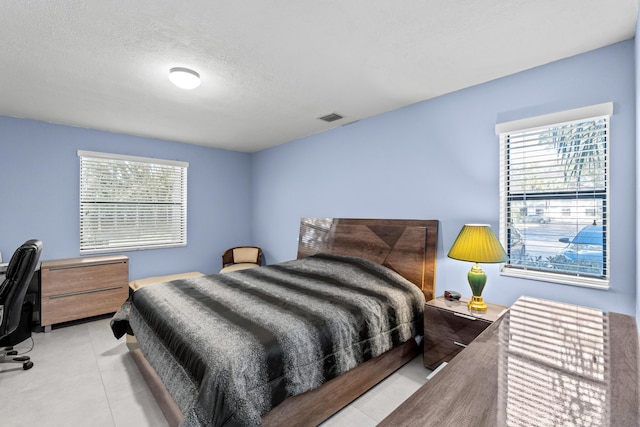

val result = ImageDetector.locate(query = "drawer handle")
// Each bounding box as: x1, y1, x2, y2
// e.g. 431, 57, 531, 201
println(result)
48, 286, 123, 299
453, 312, 477, 321
453, 341, 468, 348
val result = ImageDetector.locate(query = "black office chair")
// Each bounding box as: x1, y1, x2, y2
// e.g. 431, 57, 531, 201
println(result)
0, 239, 42, 370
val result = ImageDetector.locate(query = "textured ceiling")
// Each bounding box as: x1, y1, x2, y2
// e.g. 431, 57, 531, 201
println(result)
1, 1, 637, 152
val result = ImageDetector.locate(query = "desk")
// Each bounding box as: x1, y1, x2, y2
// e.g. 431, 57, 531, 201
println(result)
380, 296, 639, 426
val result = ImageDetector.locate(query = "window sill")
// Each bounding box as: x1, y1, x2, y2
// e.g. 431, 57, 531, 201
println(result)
500, 266, 609, 290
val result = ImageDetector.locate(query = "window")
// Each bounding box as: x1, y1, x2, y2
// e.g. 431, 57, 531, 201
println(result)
497, 103, 611, 289
78, 150, 188, 254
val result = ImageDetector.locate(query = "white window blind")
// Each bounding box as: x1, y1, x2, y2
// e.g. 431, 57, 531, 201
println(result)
78, 151, 188, 254
498, 104, 611, 289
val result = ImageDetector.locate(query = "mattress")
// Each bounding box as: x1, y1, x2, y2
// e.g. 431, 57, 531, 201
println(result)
111, 253, 424, 426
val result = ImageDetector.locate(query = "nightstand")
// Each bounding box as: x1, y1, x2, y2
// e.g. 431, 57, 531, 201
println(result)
423, 296, 508, 369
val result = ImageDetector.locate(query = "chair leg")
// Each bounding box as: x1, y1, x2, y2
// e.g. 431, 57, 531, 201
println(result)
14, 356, 33, 370
1, 347, 33, 370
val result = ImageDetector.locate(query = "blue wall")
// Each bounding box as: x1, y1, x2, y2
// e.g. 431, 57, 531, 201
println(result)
252, 40, 637, 316
636, 9, 640, 325
0, 117, 253, 280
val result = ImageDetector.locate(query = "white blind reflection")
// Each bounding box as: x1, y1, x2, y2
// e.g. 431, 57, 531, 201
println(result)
299, 218, 334, 249
498, 296, 609, 426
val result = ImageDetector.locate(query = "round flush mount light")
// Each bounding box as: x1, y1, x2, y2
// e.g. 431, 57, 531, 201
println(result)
169, 67, 201, 89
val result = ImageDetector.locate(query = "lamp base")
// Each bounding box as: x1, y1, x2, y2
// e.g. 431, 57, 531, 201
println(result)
467, 295, 488, 312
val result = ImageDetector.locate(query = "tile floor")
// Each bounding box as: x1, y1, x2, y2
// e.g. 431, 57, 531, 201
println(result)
0, 317, 431, 426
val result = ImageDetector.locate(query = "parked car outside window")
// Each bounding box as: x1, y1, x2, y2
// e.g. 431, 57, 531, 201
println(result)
557, 225, 604, 276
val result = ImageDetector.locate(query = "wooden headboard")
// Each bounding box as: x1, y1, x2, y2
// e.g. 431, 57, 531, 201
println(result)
297, 218, 438, 301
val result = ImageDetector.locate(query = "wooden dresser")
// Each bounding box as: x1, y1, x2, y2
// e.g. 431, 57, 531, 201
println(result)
40, 255, 129, 330
381, 296, 639, 426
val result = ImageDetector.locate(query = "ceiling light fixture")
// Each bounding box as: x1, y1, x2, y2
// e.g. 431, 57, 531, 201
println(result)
169, 67, 201, 89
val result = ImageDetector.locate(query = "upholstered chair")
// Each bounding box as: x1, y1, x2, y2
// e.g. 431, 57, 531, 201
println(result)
220, 246, 263, 273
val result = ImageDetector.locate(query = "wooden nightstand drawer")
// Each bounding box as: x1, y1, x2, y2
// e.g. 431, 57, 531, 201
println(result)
424, 297, 507, 369
423, 335, 467, 369
425, 308, 492, 345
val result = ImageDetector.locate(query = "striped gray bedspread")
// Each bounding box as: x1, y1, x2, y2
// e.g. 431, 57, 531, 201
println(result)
111, 253, 425, 426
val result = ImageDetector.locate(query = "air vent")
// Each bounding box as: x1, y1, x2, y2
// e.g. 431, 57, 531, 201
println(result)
317, 113, 343, 123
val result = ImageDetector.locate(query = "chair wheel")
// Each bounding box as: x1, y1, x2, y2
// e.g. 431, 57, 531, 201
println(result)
23, 361, 34, 370
6, 350, 18, 356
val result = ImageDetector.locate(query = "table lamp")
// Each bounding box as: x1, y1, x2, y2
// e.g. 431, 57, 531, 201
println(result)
447, 224, 507, 312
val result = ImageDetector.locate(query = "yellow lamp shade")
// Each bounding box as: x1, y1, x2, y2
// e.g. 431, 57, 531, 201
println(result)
447, 224, 507, 264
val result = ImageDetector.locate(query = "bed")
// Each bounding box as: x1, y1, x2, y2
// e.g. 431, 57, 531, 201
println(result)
111, 218, 438, 426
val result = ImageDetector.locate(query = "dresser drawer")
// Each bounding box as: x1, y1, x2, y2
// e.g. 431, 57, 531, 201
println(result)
41, 260, 128, 297
41, 286, 128, 326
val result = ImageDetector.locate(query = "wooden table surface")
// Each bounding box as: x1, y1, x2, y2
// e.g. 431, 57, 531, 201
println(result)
380, 298, 639, 427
